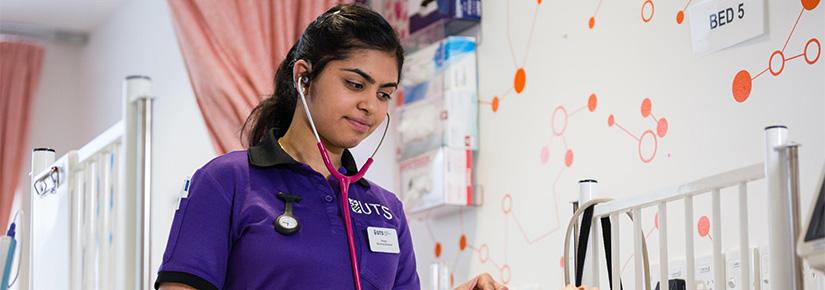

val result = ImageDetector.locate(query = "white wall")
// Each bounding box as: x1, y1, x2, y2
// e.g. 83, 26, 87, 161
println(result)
408, 0, 825, 289
26, 42, 88, 157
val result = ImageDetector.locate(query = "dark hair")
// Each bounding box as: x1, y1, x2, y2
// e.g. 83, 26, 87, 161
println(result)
242, 4, 404, 147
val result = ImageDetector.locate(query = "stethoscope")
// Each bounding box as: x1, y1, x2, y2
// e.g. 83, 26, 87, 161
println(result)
273, 74, 390, 290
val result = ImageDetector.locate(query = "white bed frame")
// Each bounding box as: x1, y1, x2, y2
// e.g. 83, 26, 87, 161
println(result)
572, 126, 806, 290
24, 76, 155, 290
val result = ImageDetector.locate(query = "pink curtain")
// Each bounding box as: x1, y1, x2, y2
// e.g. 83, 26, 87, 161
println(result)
168, 0, 343, 154
0, 40, 44, 228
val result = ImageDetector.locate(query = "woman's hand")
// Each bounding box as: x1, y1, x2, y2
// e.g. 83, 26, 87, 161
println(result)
454, 273, 508, 290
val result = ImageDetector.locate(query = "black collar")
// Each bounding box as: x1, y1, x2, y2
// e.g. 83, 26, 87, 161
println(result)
248, 128, 370, 187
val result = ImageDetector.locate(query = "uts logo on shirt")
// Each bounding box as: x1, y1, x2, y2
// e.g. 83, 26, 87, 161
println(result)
348, 198, 393, 220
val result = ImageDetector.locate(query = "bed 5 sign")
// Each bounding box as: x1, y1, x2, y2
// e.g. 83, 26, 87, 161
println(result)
688, 0, 765, 55
709, 3, 744, 29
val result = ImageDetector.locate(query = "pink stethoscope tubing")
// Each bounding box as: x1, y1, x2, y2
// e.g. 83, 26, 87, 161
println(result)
296, 77, 389, 290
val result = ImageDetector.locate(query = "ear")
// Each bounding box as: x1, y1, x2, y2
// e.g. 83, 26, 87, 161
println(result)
292, 59, 313, 92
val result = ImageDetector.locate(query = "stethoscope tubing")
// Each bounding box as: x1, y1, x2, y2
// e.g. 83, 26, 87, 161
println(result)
297, 76, 389, 290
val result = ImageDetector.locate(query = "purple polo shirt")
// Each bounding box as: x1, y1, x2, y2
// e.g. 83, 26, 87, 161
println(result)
155, 128, 420, 290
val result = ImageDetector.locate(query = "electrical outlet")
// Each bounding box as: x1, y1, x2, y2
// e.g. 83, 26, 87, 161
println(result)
647, 247, 825, 290
650, 260, 687, 280
651, 256, 715, 290
803, 263, 825, 290
726, 251, 743, 290
724, 249, 761, 290
760, 250, 770, 290
716, 247, 765, 290
695, 255, 716, 290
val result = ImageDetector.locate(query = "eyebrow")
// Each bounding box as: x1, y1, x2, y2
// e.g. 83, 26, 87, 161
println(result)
340, 68, 398, 88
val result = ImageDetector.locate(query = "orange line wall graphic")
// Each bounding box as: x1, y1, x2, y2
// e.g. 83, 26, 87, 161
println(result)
588, 0, 656, 30
479, 0, 542, 113
607, 98, 670, 163
732, 0, 821, 103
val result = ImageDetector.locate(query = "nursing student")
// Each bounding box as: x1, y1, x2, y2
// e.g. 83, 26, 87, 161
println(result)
155, 4, 507, 290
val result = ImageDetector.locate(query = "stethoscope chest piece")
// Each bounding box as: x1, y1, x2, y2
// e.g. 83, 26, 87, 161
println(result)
274, 192, 302, 235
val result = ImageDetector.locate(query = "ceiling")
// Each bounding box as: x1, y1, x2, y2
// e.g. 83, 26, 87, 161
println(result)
0, 0, 127, 33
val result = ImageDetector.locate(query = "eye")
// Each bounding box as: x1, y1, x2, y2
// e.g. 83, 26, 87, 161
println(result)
378, 92, 392, 101
345, 80, 364, 90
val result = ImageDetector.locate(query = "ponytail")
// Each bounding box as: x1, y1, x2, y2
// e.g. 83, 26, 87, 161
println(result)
242, 44, 299, 147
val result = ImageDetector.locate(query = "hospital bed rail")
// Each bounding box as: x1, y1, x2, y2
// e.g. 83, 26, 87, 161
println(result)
572, 126, 803, 290
25, 76, 154, 290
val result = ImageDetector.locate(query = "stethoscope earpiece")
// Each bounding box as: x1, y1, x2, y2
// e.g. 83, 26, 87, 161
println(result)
297, 76, 309, 92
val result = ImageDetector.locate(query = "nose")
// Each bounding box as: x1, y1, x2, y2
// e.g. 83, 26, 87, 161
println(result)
356, 92, 379, 116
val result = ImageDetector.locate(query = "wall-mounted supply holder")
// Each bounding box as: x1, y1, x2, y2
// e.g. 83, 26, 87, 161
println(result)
397, 36, 480, 217
399, 148, 480, 216
397, 36, 478, 160
409, 0, 480, 34
403, 0, 481, 52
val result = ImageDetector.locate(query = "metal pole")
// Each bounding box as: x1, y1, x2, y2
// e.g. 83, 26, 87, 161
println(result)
125, 75, 153, 290
763, 125, 794, 290
778, 143, 804, 289
137, 97, 153, 290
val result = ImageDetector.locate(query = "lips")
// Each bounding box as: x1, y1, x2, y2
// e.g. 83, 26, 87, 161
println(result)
345, 117, 371, 133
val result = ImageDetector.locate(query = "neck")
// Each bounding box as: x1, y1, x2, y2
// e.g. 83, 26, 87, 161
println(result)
279, 121, 344, 178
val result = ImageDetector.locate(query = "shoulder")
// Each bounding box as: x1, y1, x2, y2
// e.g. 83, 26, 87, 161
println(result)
195, 150, 250, 190
199, 150, 248, 176
200, 150, 249, 172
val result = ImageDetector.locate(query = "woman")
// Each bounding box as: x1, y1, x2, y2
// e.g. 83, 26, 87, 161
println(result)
156, 4, 506, 290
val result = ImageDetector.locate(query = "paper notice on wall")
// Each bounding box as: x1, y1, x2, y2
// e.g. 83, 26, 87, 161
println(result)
688, 0, 766, 55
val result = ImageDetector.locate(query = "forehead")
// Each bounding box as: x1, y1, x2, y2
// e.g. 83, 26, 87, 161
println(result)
327, 49, 399, 82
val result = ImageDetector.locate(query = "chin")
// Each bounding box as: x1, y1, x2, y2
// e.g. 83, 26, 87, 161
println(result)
331, 134, 364, 149
343, 138, 364, 149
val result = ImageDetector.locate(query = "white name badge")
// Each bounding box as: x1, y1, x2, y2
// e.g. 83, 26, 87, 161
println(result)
366, 227, 400, 254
